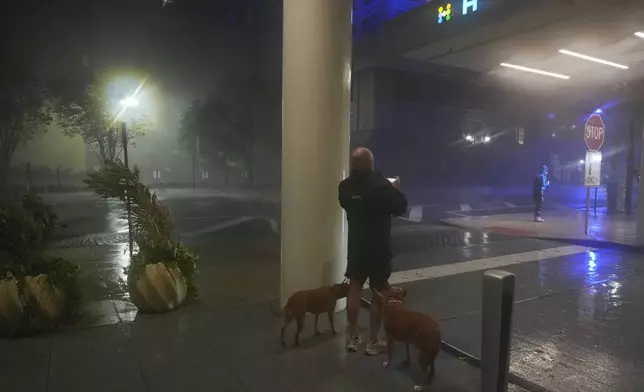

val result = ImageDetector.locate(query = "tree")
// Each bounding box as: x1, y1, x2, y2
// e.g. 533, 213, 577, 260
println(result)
55, 73, 151, 167
180, 99, 240, 185
180, 73, 274, 187
0, 65, 52, 188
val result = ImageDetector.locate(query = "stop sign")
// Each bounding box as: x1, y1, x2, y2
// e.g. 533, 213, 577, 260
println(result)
584, 114, 605, 151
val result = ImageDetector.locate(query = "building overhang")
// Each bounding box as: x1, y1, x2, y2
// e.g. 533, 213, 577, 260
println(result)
355, 0, 644, 101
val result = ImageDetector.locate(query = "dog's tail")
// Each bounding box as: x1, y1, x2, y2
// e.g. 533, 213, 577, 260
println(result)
269, 299, 287, 317
280, 306, 294, 347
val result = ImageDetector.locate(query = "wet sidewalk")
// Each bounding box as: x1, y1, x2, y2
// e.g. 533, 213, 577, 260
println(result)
1, 298, 494, 392
4, 238, 492, 392
6, 222, 644, 391
8, 190, 644, 392
442, 209, 641, 248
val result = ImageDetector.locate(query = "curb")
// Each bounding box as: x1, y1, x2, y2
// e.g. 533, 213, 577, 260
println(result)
439, 220, 644, 253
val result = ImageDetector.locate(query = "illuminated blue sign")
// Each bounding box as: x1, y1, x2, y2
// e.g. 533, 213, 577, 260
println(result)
437, 0, 478, 24
462, 0, 478, 15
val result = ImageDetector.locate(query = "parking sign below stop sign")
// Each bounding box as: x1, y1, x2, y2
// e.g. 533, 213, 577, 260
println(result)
584, 114, 605, 151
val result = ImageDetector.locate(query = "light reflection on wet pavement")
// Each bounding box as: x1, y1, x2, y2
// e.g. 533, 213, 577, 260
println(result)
427, 248, 644, 392
23, 191, 644, 391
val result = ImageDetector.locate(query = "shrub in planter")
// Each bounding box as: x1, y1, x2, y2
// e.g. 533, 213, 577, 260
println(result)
0, 194, 81, 337
84, 161, 198, 313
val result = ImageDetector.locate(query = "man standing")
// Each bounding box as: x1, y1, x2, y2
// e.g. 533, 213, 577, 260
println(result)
533, 165, 550, 222
338, 147, 408, 354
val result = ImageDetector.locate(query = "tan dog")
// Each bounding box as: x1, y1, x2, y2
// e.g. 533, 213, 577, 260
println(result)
379, 286, 441, 388
281, 282, 350, 347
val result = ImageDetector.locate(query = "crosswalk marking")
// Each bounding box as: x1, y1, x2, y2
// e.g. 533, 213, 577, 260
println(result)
408, 206, 423, 222
389, 245, 591, 284
182, 217, 279, 238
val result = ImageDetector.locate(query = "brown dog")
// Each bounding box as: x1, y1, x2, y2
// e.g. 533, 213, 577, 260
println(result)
281, 282, 350, 347
379, 286, 441, 387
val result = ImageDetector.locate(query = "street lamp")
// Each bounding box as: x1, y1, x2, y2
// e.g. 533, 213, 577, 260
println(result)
119, 96, 140, 108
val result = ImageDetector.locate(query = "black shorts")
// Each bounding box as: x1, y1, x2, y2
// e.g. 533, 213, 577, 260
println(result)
345, 259, 391, 292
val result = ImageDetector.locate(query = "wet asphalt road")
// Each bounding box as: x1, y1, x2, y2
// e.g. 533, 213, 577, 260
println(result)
42, 189, 644, 392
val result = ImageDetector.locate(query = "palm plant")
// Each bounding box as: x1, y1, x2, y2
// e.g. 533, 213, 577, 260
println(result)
84, 161, 198, 298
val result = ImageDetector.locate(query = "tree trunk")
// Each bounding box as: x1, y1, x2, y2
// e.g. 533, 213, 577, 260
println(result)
97, 137, 108, 166
0, 146, 13, 190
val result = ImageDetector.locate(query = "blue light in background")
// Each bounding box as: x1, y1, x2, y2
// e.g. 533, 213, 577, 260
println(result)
594, 108, 603, 114
587, 251, 597, 273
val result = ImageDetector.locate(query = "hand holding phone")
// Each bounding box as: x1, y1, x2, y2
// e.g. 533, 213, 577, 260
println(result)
388, 176, 401, 188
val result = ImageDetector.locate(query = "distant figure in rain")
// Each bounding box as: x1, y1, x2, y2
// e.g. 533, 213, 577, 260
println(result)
533, 165, 550, 222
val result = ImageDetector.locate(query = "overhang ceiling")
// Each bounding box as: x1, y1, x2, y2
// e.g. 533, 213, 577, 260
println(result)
402, 1, 644, 91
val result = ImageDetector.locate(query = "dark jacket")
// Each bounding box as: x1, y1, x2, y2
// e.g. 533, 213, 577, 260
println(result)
533, 173, 548, 199
338, 170, 408, 264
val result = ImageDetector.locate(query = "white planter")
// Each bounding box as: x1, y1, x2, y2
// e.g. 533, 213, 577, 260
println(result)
0, 274, 66, 336
128, 262, 187, 313
0, 278, 24, 337
23, 274, 66, 324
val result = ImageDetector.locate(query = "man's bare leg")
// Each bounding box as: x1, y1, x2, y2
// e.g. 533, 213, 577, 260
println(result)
347, 279, 362, 338
370, 290, 383, 342
364, 281, 389, 356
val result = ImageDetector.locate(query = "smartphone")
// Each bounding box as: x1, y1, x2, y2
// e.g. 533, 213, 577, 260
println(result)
387, 177, 397, 183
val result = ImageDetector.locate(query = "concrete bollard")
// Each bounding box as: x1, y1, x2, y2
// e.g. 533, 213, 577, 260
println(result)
482, 270, 515, 392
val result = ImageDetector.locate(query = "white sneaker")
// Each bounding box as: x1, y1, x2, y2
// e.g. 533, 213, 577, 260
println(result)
535, 217, 544, 222
347, 335, 362, 352
364, 340, 388, 356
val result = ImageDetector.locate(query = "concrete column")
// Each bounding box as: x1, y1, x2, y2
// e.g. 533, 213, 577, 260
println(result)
281, 0, 353, 307
636, 123, 644, 245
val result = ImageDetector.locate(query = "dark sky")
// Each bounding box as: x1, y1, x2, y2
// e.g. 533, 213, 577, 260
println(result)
3, 0, 283, 99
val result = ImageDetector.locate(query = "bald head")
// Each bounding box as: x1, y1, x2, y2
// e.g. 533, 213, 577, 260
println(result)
351, 147, 374, 171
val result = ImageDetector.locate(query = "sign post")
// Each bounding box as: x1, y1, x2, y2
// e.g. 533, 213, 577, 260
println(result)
153, 169, 161, 184
583, 114, 605, 234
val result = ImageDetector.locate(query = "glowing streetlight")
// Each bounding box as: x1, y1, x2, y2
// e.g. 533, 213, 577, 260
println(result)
119, 96, 140, 108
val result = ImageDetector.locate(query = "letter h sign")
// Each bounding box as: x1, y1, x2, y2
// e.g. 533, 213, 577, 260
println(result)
462, 0, 478, 15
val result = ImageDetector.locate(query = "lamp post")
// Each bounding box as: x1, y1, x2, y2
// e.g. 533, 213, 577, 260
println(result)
119, 121, 134, 258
